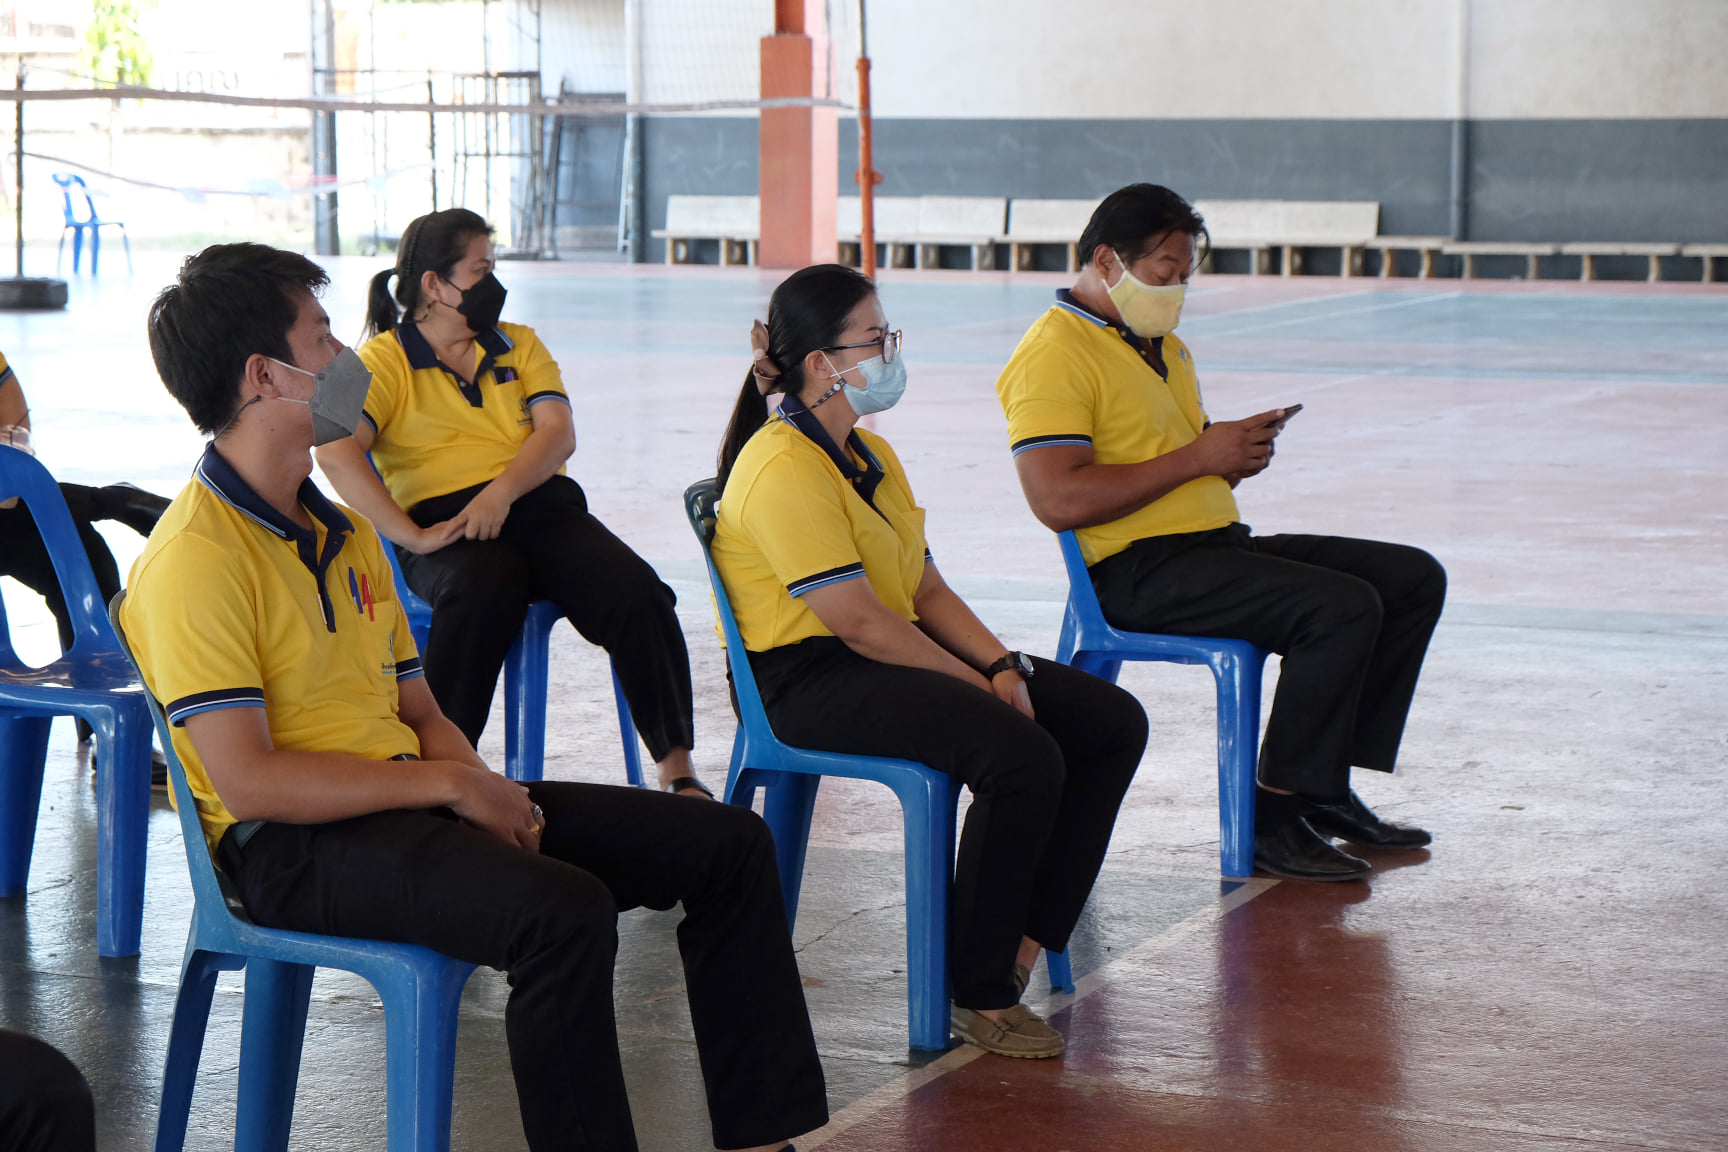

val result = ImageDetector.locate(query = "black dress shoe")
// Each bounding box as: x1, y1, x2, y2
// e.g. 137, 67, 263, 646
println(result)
1254, 817, 1372, 882
1305, 790, 1431, 849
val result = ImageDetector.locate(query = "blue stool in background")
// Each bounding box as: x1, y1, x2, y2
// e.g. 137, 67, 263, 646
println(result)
1044, 529, 1269, 992
52, 173, 132, 276
379, 545, 644, 787
0, 446, 152, 957
109, 593, 477, 1152
683, 478, 961, 1050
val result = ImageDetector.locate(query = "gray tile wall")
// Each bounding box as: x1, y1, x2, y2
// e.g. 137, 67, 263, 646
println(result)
639, 116, 1728, 261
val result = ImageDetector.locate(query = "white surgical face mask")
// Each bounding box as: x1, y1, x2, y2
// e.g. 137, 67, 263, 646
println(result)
1106, 254, 1187, 338
266, 348, 374, 446
809, 350, 909, 416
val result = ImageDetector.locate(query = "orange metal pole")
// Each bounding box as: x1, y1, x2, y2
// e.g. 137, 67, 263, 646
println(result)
854, 1, 880, 279
856, 55, 878, 279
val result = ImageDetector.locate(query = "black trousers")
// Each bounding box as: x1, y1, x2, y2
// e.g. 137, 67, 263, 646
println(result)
1090, 525, 1446, 800
750, 638, 1148, 1010
0, 484, 126, 659
400, 476, 695, 759
218, 782, 828, 1152
0, 485, 130, 742
0, 1030, 96, 1152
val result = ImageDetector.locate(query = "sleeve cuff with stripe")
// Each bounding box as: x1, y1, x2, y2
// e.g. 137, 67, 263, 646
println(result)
395, 656, 426, 681
787, 563, 866, 598
1010, 433, 1093, 456
166, 687, 266, 726
524, 391, 571, 408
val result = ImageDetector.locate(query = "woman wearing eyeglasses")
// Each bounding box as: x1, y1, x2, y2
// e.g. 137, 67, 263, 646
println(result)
711, 264, 1149, 1059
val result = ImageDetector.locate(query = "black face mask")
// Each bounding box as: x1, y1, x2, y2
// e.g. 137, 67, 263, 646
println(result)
445, 272, 508, 334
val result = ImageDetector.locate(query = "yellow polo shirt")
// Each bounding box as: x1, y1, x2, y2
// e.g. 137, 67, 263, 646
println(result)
996, 295, 1239, 566
713, 413, 930, 652
357, 321, 571, 510
120, 446, 424, 856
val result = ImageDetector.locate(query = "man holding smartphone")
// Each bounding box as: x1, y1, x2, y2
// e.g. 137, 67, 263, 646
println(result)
995, 183, 1446, 882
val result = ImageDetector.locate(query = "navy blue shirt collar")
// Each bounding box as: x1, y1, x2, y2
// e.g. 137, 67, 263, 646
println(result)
395, 321, 516, 409
195, 443, 353, 631
1054, 288, 1168, 380
775, 391, 886, 509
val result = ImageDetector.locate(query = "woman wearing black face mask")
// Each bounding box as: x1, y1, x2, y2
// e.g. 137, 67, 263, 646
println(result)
317, 209, 712, 798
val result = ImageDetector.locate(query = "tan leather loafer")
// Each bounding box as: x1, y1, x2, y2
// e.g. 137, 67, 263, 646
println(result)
951, 1003, 1065, 1059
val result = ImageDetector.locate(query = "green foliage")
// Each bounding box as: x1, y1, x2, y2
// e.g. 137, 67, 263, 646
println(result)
80, 0, 156, 88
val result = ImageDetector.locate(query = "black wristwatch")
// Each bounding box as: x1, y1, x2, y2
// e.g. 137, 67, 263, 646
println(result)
983, 651, 1034, 680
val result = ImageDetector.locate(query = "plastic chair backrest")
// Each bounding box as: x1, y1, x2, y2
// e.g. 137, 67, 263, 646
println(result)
1056, 529, 1104, 625
682, 479, 776, 750
51, 173, 99, 226
0, 446, 123, 659
107, 591, 248, 923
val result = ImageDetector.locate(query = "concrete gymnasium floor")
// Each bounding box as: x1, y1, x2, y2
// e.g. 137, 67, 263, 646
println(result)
1, 258, 1724, 1151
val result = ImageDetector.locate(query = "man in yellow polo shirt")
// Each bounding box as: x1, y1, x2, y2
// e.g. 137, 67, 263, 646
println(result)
122, 243, 826, 1152
996, 184, 1447, 883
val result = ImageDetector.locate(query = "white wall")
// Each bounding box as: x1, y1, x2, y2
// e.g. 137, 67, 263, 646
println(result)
852, 0, 1728, 121
1469, 0, 1728, 118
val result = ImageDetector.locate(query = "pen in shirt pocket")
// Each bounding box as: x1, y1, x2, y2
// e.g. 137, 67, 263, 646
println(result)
348, 567, 363, 614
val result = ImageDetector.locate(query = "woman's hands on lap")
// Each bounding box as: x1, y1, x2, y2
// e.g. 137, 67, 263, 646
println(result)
447, 481, 514, 541
991, 669, 1035, 720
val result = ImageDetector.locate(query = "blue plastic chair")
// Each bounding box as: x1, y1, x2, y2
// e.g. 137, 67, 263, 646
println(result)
1043, 530, 1268, 992
108, 593, 477, 1152
379, 546, 644, 788
0, 446, 152, 957
1054, 528, 1267, 875
52, 173, 132, 276
686, 479, 975, 1049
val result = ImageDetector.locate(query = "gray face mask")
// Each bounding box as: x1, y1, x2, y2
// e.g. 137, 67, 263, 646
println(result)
267, 347, 374, 446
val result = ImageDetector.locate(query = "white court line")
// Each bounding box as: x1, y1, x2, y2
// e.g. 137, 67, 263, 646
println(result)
1192, 290, 1464, 339
797, 877, 1278, 1150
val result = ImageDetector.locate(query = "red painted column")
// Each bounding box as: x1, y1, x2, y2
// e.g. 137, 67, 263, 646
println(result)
759, 0, 837, 269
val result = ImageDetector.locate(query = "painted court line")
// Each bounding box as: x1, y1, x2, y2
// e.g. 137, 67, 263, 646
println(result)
797, 877, 1279, 1150
1192, 289, 1464, 338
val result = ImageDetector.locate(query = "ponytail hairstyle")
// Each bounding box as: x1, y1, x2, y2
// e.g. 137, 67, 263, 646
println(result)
362, 208, 495, 341
716, 263, 876, 493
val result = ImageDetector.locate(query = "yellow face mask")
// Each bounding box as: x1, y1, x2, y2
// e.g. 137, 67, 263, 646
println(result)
1106, 254, 1187, 338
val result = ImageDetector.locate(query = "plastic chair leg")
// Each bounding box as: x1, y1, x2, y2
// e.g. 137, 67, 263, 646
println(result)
1045, 948, 1075, 993
234, 959, 316, 1152
90, 231, 100, 277
90, 703, 152, 956
378, 960, 470, 1152
0, 715, 52, 896
122, 229, 134, 273
71, 228, 85, 274
1213, 648, 1267, 879
900, 774, 959, 1051
502, 624, 546, 783
153, 946, 229, 1152
760, 773, 820, 926
611, 667, 645, 788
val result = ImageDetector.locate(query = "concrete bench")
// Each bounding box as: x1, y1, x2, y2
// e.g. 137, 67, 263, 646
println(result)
1441, 241, 1558, 280
1194, 200, 1380, 276
1559, 242, 1680, 282
1365, 236, 1451, 279
838, 196, 1006, 270
1004, 199, 1102, 272
837, 196, 921, 267
913, 196, 1007, 270
652, 195, 759, 265
1681, 243, 1728, 282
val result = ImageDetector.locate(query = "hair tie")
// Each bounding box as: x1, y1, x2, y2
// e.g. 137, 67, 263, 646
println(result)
749, 320, 782, 395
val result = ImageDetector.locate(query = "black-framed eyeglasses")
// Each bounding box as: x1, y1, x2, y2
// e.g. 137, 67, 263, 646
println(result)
827, 330, 902, 365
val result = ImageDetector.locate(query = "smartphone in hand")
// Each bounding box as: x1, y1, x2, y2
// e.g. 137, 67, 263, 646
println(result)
1263, 404, 1303, 429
